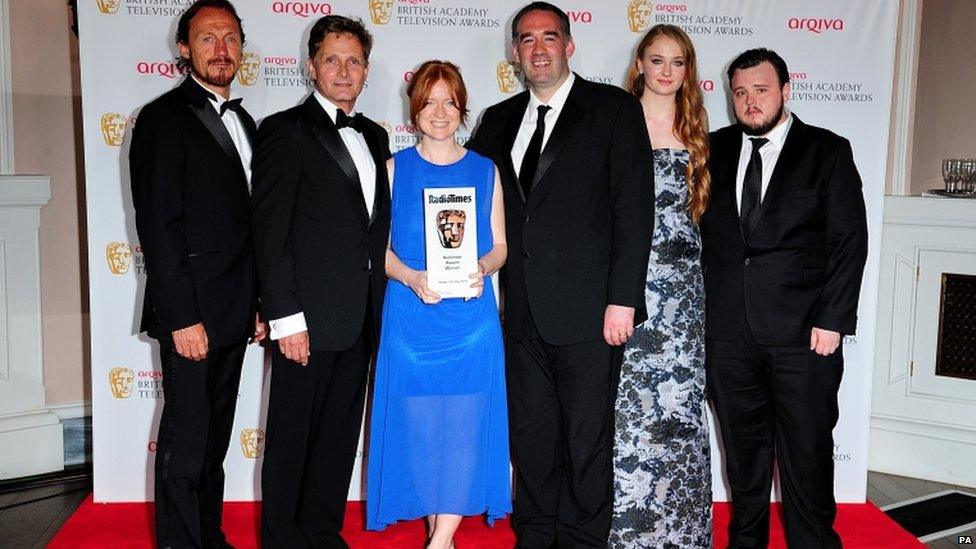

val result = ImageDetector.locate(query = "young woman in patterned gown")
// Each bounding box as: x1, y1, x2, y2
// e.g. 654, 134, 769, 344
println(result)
610, 24, 712, 548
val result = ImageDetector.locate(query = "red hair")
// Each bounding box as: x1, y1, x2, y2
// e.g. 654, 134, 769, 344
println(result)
406, 60, 469, 127
627, 25, 711, 224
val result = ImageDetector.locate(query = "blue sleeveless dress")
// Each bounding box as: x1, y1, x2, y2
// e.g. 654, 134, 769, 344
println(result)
366, 147, 511, 530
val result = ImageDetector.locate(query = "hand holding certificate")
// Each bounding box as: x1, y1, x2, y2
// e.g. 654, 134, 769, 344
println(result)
424, 187, 479, 299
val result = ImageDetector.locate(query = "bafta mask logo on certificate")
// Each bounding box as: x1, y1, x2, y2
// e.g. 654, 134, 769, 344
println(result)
497, 61, 520, 94
436, 210, 466, 249
108, 367, 135, 399
100, 113, 127, 147
627, 0, 652, 33
95, 0, 121, 14
240, 428, 266, 459
106, 242, 133, 275
237, 52, 261, 87
368, 0, 394, 25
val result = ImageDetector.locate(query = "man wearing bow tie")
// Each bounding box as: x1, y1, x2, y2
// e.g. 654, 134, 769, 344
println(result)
129, 1, 263, 547
250, 14, 391, 548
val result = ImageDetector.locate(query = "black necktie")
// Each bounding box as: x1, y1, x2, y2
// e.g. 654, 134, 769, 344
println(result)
336, 109, 364, 133
740, 137, 769, 236
218, 97, 244, 117
519, 105, 552, 198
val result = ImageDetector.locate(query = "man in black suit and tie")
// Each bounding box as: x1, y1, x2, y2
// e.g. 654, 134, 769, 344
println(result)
250, 15, 390, 548
129, 1, 263, 547
467, 3, 653, 546
701, 48, 868, 548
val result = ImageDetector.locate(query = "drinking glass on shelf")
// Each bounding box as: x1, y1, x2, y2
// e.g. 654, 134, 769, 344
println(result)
959, 159, 968, 193
942, 159, 958, 193
958, 159, 969, 193
964, 159, 976, 193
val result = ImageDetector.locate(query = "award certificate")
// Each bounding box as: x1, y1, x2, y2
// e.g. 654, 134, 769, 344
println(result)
423, 187, 478, 298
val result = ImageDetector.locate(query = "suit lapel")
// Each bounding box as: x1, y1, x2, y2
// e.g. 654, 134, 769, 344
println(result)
361, 123, 387, 225
745, 116, 806, 241
238, 108, 258, 146
503, 94, 529, 204
178, 78, 249, 187
525, 78, 585, 213
715, 131, 744, 239
305, 97, 367, 217
179, 76, 256, 190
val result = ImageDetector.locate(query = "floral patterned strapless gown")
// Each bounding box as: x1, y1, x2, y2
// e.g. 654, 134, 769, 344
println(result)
610, 148, 711, 549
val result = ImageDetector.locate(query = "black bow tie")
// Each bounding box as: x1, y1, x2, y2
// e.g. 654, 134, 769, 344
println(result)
335, 109, 364, 133
219, 97, 244, 117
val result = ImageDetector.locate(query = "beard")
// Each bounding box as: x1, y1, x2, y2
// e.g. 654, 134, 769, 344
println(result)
737, 102, 785, 136
192, 56, 237, 88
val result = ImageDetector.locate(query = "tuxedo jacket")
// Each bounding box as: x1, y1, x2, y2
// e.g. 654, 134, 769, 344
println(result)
701, 115, 868, 346
467, 75, 654, 345
250, 96, 391, 352
130, 77, 257, 346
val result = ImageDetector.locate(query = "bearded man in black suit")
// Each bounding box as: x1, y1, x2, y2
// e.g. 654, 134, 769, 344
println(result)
701, 48, 868, 549
129, 1, 263, 547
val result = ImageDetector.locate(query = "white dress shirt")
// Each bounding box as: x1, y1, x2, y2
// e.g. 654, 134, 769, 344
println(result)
735, 111, 794, 212
192, 75, 252, 191
314, 91, 377, 217
511, 72, 576, 175
269, 92, 377, 341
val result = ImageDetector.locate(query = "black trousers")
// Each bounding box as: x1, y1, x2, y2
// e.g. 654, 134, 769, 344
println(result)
260, 320, 372, 548
707, 326, 844, 549
154, 337, 247, 549
506, 316, 622, 548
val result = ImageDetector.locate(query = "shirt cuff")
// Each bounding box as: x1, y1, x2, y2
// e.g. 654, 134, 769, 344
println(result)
269, 312, 307, 340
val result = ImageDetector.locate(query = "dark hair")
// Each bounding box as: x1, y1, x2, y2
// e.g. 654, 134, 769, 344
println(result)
407, 60, 469, 127
511, 2, 571, 42
726, 47, 790, 88
308, 15, 373, 61
175, 0, 245, 74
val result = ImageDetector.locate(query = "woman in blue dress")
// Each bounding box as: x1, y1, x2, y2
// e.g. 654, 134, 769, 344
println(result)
366, 60, 510, 548
610, 25, 712, 548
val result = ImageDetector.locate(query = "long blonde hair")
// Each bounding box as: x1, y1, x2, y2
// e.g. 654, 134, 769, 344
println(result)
627, 24, 710, 224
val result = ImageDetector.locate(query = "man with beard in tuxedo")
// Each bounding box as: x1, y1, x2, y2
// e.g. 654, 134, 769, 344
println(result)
129, 1, 263, 547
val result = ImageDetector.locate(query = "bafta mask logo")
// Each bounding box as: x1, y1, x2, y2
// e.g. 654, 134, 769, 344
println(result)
100, 113, 127, 147
108, 367, 135, 399
436, 209, 466, 249
496, 61, 521, 94
378, 121, 393, 135
627, 0, 653, 33
368, 0, 395, 25
240, 428, 266, 459
95, 0, 121, 14
106, 242, 133, 275
237, 52, 261, 87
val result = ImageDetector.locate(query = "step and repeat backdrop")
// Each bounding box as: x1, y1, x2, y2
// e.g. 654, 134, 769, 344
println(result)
80, 0, 897, 502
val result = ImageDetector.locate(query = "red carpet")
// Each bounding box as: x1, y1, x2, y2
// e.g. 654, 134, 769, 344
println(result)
50, 498, 923, 548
